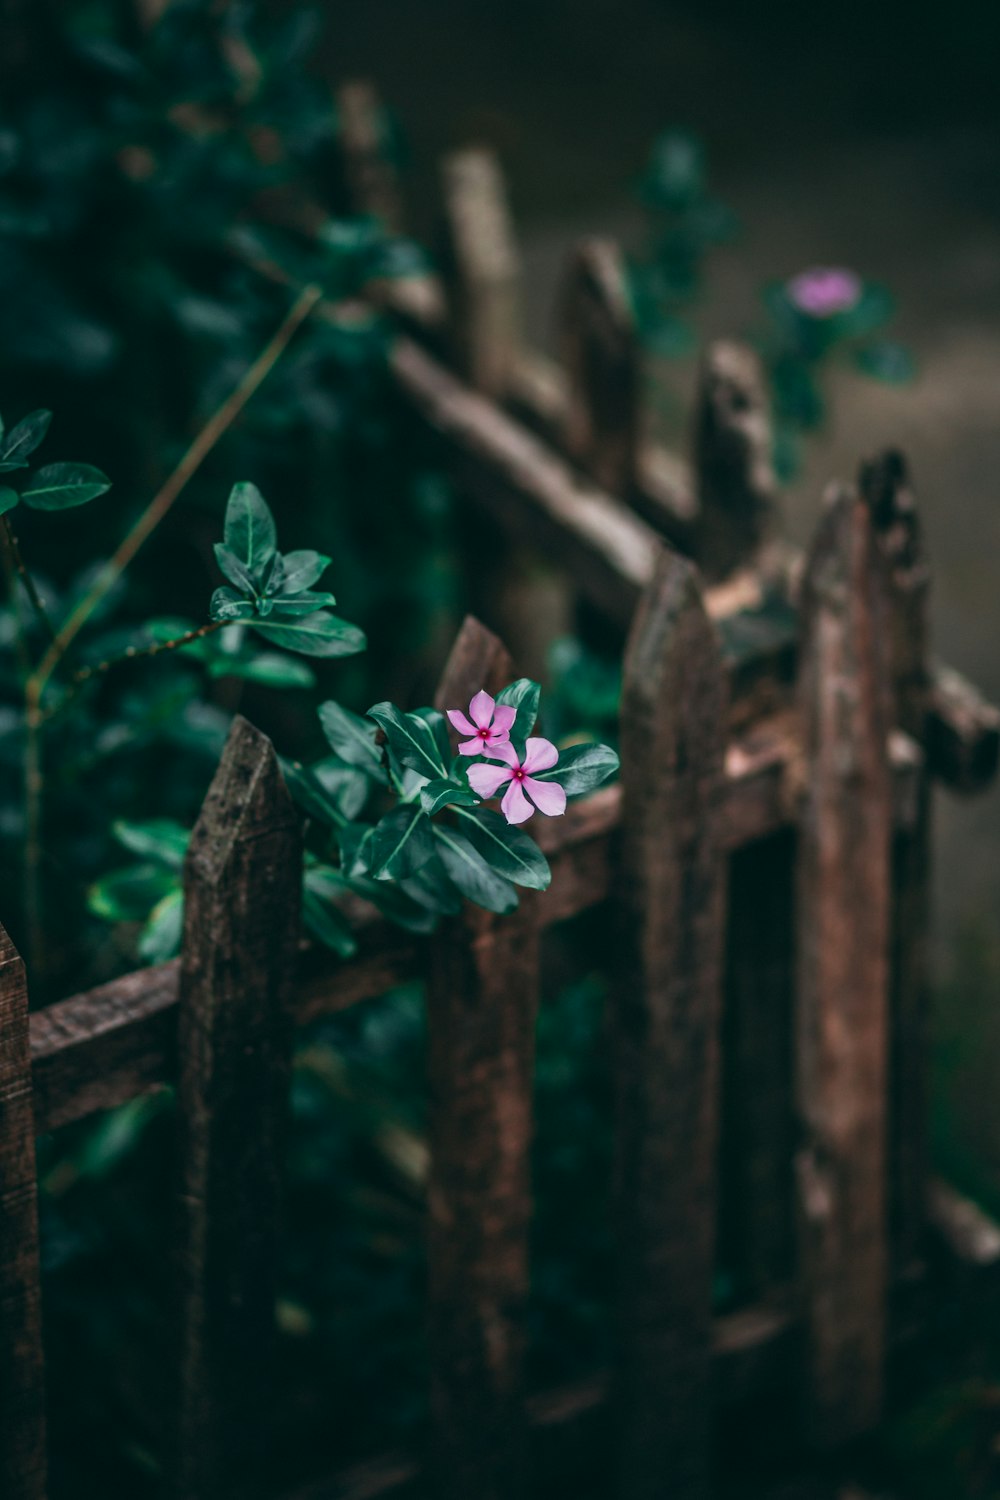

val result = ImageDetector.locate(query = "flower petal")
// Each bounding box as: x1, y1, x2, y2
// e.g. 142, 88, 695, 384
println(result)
484, 740, 520, 767
467, 761, 513, 799
524, 777, 567, 818
447, 708, 478, 737
458, 737, 485, 756
491, 704, 517, 734
522, 736, 559, 773
469, 690, 495, 729
501, 779, 534, 825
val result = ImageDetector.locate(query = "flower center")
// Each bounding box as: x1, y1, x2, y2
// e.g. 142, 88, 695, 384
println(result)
514, 767, 525, 780
479, 726, 489, 738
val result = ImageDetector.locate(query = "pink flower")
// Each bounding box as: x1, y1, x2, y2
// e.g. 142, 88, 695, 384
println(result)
447, 690, 516, 757
467, 738, 567, 826
787, 266, 862, 318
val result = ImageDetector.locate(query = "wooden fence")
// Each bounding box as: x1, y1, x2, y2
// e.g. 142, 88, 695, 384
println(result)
4, 83, 1000, 1500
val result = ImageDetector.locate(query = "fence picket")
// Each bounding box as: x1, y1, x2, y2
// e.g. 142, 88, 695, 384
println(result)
0, 924, 47, 1500
614, 548, 727, 1500
692, 340, 774, 580
859, 451, 932, 1279
334, 80, 403, 231
795, 485, 892, 1445
559, 238, 641, 498
440, 148, 523, 398
426, 617, 539, 1500
172, 717, 301, 1500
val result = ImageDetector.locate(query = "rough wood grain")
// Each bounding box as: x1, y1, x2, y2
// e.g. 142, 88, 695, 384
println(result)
0, 924, 47, 1500
860, 451, 931, 1280
426, 618, 538, 1500
440, 148, 523, 397
693, 341, 775, 580
171, 717, 301, 1500
925, 664, 1000, 792
559, 238, 640, 498
613, 547, 728, 1500
795, 485, 892, 1446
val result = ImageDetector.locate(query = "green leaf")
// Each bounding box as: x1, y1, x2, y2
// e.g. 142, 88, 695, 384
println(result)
454, 805, 551, 890
367, 702, 447, 781
265, 589, 338, 618
313, 757, 371, 820
319, 699, 387, 780
213, 542, 257, 595
367, 804, 435, 881
410, 707, 453, 767
302, 867, 359, 957
112, 818, 190, 870
419, 777, 480, 816
852, 340, 916, 384
281, 758, 337, 822
274, 549, 331, 594
433, 826, 519, 914
21, 462, 111, 510
223, 481, 277, 585
252, 612, 366, 658
208, 651, 315, 689
343, 871, 439, 933
398, 853, 463, 916
87, 863, 178, 922
0, 486, 18, 515
138, 889, 184, 963
534, 742, 620, 795
496, 678, 541, 737
211, 587, 256, 623
0, 409, 51, 469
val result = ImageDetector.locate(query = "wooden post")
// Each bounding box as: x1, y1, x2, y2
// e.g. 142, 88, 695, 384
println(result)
692, 340, 774, 581
426, 617, 539, 1500
559, 238, 641, 498
859, 450, 932, 1282
0, 925, 47, 1500
795, 484, 892, 1446
334, 80, 403, 231
613, 548, 727, 1500
172, 718, 301, 1500
440, 148, 523, 399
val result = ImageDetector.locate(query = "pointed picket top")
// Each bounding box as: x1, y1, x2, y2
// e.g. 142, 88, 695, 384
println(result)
433, 614, 513, 713
692, 339, 774, 581
440, 149, 523, 398
795, 482, 893, 1448
173, 715, 301, 1500
558, 237, 641, 498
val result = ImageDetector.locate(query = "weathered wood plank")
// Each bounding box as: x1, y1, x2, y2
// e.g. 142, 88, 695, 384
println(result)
613, 547, 728, 1500
171, 717, 301, 1500
692, 340, 775, 581
926, 664, 1000, 793
860, 451, 932, 1279
0, 924, 47, 1500
425, 618, 539, 1500
440, 148, 523, 397
334, 81, 403, 231
795, 485, 893, 1446
558, 238, 640, 498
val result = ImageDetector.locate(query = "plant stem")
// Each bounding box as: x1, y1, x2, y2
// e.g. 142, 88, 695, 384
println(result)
72, 620, 226, 683
1, 515, 58, 646
19, 280, 321, 980
29, 280, 321, 698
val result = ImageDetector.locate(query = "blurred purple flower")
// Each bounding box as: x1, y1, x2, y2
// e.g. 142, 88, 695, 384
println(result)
787, 266, 862, 318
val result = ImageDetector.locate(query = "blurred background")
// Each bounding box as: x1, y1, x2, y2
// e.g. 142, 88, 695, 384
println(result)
4, 1, 1000, 1495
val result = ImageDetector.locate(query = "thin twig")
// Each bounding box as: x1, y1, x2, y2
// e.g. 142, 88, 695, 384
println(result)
29, 281, 321, 699
1, 515, 58, 646
20, 281, 321, 980
72, 620, 226, 684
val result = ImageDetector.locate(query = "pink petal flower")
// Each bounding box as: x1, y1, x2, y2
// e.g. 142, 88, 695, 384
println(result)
448, 690, 514, 757
787, 266, 861, 318
447, 708, 479, 737
469, 689, 495, 729
485, 739, 520, 767
522, 736, 559, 774
523, 777, 567, 817
501, 779, 534, 825
467, 760, 513, 799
